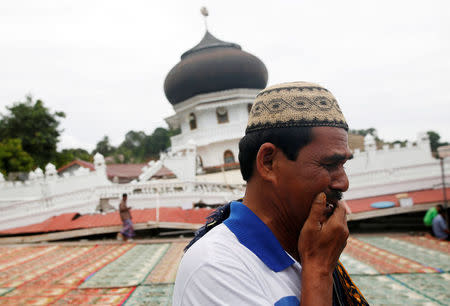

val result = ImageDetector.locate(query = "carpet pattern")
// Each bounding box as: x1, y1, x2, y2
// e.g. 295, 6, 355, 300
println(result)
339, 253, 378, 275
0, 235, 448, 305
391, 273, 450, 305
357, 236, 450, 272
351, 275, 438, 305
124, 284, 174, 306
396, 235, 450, 254
81, 244, 170, 288
144, 242, 185, 284
0, 246, 93, 288
343, 237, 436, 274
54, 288, 135, 305
0, 245, 58, 272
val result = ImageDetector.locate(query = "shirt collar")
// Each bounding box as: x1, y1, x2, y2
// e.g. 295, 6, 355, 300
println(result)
224, 201, 295, 272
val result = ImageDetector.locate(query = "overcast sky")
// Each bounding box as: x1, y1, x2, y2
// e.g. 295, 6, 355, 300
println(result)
1, 0, 448, 151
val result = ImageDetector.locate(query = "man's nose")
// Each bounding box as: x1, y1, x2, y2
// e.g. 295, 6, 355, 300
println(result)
331, 168, 349, 192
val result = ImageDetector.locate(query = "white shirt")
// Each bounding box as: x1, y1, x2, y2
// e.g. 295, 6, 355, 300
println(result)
173, 201, 302, 305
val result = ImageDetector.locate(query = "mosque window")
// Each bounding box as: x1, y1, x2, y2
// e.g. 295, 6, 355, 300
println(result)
189, 113, 197, 130
196, 155, 203, 168
216, 107, 229, 124
247, 103, 253, 113
224, 150, 235, 164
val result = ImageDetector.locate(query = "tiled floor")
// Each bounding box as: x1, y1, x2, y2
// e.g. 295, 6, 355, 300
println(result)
0, 234, 448, 305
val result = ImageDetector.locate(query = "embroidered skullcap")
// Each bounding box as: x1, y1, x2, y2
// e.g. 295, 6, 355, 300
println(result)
246, 81, 348, 134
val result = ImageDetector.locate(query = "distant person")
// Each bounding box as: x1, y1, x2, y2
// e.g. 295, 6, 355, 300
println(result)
432, 205, 449, 240
117, 193, 135, 241
423, 206, 438, 234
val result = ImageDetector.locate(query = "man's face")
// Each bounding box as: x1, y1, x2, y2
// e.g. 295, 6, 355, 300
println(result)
275, 126, 352, 228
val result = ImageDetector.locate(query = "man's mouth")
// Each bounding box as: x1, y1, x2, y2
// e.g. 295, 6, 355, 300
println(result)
325, 202, 336, 216
325, 190, 342, 216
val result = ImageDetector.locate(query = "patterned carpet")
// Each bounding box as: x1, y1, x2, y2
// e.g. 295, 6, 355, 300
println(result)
0, 234, 448, 305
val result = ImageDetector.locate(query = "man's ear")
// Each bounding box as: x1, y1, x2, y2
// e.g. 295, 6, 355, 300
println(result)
255, 143, 279, 184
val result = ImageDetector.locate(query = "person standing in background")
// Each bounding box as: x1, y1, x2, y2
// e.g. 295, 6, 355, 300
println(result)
432, 205, 449, 240
117, 193, 135, 242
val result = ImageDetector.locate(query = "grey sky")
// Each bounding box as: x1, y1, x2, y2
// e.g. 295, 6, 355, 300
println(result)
1, 0, 448, 151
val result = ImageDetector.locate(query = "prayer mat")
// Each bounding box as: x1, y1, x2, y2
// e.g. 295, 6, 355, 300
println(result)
124, 284, 174, 306
344, 237, 435, 274
53, 287, 134, 305
59, 244, 134, 287
0, 246, 93, 287
0, 288, 13, 296
3, 286, 71, 298
0, 245, 58, 272
395, 235, 450, 254
4, 244, 131, 301
0, 295, 58, 305
81, 244, 170, 288
391, 272, 450, 305
358, 236, 450, 272
351, 275, 437, 305
144, 242, 186, 284
339, 253, 378, 275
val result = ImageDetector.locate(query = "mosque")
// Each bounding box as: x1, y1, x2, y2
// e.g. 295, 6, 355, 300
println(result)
164, 30, 267, 170
0, 14, 449, 236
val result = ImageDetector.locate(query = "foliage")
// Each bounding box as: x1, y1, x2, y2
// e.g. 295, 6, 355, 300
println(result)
0, 138, 34, 177
54, 148, 92, 169
349, 127, 378, 137
93, 127, 174, 163
92, 136, 117, 157
0, 95, 65, 168
427, 130, 449, 154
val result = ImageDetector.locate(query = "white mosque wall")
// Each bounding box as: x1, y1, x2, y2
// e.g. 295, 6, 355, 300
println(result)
166, 89, 256, 166
346, 160, 450, 200
196, 169, 245, 185
197, 139, 240, 168
344, 133, 449, 199
0, 181, 246, 231
0, 155, 110, 204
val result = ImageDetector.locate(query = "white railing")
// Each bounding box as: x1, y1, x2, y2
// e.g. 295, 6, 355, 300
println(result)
0, 153, 110, 203
0, 181, 246, 231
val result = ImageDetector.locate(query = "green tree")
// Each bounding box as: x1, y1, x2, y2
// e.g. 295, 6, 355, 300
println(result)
141, 127, 171, 160
95, 127, 173, 164
0, 138, 34, 177
0, 95, 65, 168
349, 127, 378, 137
92, 136, 116, 156
120, 130, 147, 161
54, 148, 92, 169
427, 130, 449, 154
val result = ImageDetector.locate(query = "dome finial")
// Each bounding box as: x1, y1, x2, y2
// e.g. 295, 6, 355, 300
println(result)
200, 7, 209, 31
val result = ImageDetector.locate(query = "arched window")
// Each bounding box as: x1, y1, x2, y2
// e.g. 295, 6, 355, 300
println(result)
224, 150, 235, 164
189, 113, 197, 130
196, 155, 203, 168
216, 107, 229, 124
247, 103, 253, 114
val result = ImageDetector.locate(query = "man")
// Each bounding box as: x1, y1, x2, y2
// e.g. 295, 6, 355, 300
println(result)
173, 82, 368, 305
423, 206, 438, 227
423, 205, 439, 235
432, 205, 449, 240
118, 193, 134, 241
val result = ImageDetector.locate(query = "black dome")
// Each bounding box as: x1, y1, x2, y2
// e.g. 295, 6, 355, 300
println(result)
164, 31, 268, 105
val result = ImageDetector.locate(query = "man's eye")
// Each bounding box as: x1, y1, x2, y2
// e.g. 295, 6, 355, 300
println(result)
323, 163, 339, 170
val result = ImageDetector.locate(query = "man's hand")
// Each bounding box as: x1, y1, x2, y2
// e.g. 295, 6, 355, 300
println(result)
298, 192, 349, 306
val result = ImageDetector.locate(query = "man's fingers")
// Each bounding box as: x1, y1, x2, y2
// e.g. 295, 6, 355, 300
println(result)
329, 201, 346, 223
307, 192, 327, 221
